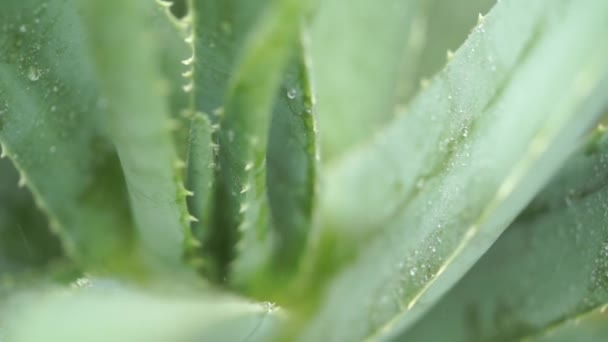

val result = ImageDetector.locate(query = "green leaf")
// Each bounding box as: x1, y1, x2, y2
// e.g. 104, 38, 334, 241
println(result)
297, 0, 608, 340
310, 0, 429, 160
185, 113, 213, 265
232, 49, 318, 290
525, 306, 608, 342
312, 0, 498, 159
188, 0, 275, 278
402, 129, 608, 341
411, 0, 496, 93
1, 283, 282, 342
265, 49, 317, 272
0, 0, 136, 272
77, 0, 194, 274
0, 158, 62, 274
154, 3, 194, 162
189, 0, 315, 281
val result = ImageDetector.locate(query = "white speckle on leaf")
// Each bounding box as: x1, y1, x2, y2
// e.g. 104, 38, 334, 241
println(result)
27, 67, 41, 81
287, 88, 297, 99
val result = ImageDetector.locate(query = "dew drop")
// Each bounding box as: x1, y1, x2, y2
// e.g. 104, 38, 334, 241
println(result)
261, 301, 278, 313
50, 105, 56, 112
287, 88, 297, 99
49, 145, 56, 153
19, 25, 27, 33
27, 67, 41, 81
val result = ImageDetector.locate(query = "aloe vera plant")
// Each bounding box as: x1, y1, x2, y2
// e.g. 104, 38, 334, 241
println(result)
0, 0, 607, 341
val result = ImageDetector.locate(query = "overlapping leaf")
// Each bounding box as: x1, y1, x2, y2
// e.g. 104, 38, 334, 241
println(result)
296, 0, 608, 340
310, 0, 428, 160
1, 283, 281, 342
0, 158, 61, 275
187, 0, 317, 284
403, 129, 608, 341
76, 0, 195, 275
0, 0, 137, 272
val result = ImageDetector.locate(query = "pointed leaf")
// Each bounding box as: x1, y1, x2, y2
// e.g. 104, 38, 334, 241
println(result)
310, 0, 428, 159
189, 0, 315, 281
402, 129, 608, 341
1, 284, 282, 342
0, 158, 61, 275
297, 0, 608, 340
77, 0, 194, 273
0, 0, 137, 271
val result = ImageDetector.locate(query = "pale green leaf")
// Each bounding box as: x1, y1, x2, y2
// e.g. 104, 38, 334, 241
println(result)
0, 158, 61, 275
311, 0, 428, 160
77, 0, 194, 274
1, 283, 282, 342
525, 305, 608, 342
189, 0, 316, 282
402, 129, 608, 341
297, 0, 608, 340
0, 0, 137, 271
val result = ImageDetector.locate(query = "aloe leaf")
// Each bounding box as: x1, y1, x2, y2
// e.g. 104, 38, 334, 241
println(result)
0, 0, 136, 271
1, 283, 282, 342
311, 0, 499, 160
154, 3, 194, 162
266, 48, 317, 272
297, 0, 608, 340
401, 129, 608, 341
410, 0, 496, 91
185, 113, 213, 267
232, 48, 318, 289
76, 0, 195, 274
525, 306, 608, 342
188, 0, 271, 118
0, 158, 62, 275
188, 0, 314, 281
187, 0, 269, 278
310, 0, 429, 160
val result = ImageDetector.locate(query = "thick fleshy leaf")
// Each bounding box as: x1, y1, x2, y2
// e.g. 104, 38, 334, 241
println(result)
312, 0, 498, 160
187, 0, 272, 278
0, 0, 137, 271
185, 112, 213, 267
0, 158, 61, 275
526, 305, 608, 342
310, 0, 428, 160
77, 0, 195, 274
410, 0, 496, 93
1, 283, 282, 342
402, 129, 608, 341
232, 50, 318, 290
297, 0, 608, 340
189, 0, 316, 282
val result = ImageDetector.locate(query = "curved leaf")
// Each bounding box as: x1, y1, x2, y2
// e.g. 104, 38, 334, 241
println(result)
410, 0, 496, 92
188, 0, 316, 282
310, 0, 428, 160
0, 0, 136, 271
1, 283, 282, 342
0, 158, 61, 275
297, 0, 608, 340
77, 0, 195, 274
187, 0, 272, 279
402, 129, 608, 341
525, 306, 608, 342
232, 49, 318, 290
185, 112, 213, 267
